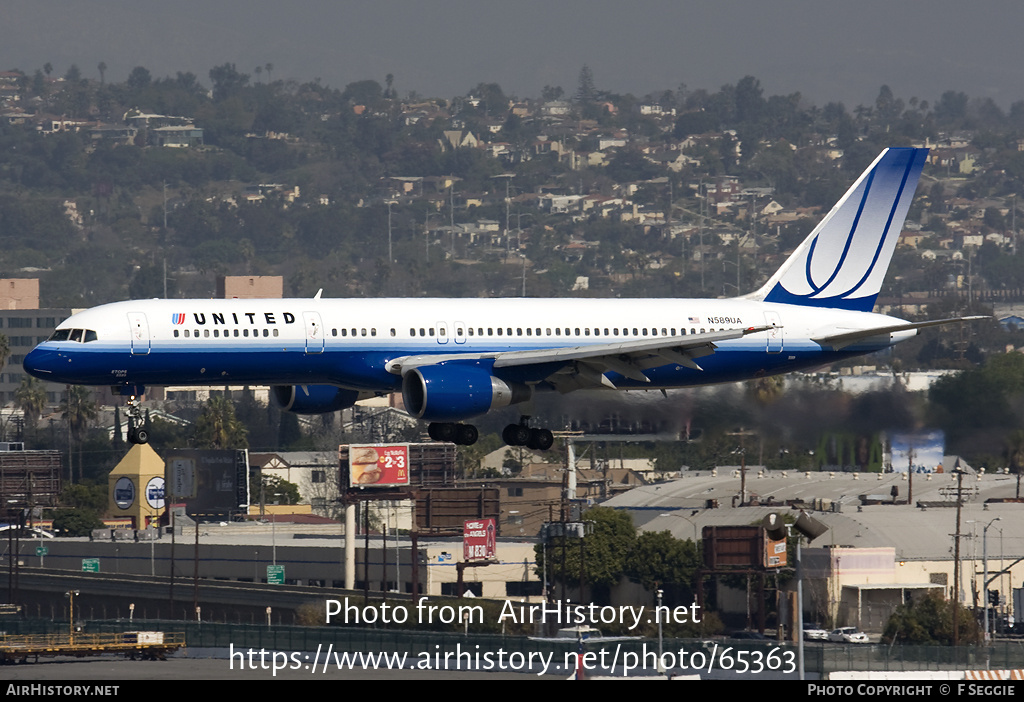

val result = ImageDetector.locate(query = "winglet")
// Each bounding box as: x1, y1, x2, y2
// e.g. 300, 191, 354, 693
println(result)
314, 288, 323, 299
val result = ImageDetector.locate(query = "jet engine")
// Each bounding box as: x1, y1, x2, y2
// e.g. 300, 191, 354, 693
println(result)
272, 385, 360, 414
401, 364, 530, 422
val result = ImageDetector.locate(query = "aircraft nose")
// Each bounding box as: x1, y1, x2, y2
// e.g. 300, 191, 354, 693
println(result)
23, 346, 62, 380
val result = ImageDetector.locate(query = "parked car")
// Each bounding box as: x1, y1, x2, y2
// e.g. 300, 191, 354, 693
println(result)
803, 623, 829, 641
828, 627, 869, 643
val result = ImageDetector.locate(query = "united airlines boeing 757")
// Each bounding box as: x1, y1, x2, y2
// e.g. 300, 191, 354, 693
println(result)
24, 148, 981, 449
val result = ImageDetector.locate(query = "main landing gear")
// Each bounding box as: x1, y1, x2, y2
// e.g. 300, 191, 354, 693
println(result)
428, 422, 479, 446
125, 394, 149, 445
502, 418, 554, 451
427, 418, 555, 450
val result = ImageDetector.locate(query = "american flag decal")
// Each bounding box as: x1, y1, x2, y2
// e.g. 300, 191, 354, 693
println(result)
172, 313, 186, 325
688, 316, 699, 324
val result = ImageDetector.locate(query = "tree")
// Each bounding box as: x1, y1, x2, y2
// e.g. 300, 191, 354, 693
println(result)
209, 63, 249, 102
97, 61, 107, 84
60, 385, 98, 482
882, 591, 981, 645
260, 474, 301, 505
625, 531, 702, 606
535, 506, 635, 604
126, 65, 152, 93
14, 375, 46, 442
51, 508, 104, 537
576, 65, 596, 102
193, 395, 248, 449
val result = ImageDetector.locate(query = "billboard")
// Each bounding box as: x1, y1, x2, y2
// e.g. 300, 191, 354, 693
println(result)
463, 518, 497, 562
164, 449, 249, 518
888, 430, 945, 473
347, 444, 410, 488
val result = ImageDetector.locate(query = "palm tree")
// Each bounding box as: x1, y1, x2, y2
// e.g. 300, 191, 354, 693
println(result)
193, 395, 248, 449
60, 385, 98, 482
14, 375, 46, 443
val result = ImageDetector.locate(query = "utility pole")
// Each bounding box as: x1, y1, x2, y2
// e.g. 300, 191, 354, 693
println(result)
952, 465, 964, 646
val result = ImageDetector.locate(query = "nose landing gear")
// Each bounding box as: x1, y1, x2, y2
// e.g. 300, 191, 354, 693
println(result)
125, 395, 149, 445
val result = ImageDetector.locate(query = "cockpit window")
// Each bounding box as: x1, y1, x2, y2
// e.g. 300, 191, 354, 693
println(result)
47, 328, 98, 343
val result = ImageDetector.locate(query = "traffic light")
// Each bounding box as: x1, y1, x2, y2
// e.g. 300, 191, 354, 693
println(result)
989, 589, 1000, 607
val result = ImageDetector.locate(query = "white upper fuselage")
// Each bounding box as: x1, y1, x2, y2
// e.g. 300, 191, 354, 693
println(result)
24, 296, 912, 394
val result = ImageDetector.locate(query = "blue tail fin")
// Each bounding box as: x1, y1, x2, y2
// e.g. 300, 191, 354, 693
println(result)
750, 147, 928, 312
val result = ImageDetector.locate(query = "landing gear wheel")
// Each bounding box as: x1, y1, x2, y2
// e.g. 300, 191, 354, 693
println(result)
429, 422, 457, 442
134, 428, 149, 445
503, 423, 531, 446
455, 424, 479, 446
532, 428, 554, 451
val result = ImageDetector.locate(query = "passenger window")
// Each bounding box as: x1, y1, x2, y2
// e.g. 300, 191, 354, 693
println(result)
390, 329, 395, 337
632, 328, 638, 336
273, 329, 279, 337
584, 328, 590, 336
467, 328, 473, 336
263, 329, 269, 337
487, 328, 493, 336
700, 328, 705, 334
546, 328, 551, 336
174, 330, 180, 338
234, 330, 239, 337
575, 328, 580, 336
332, 329, 338, 337
525, 328, 531, 336
361, 328, 367, 337
183, 330, 190, 338
496, 328, 503, 336
517, 328, 523, 336
214, 330, 220, 338
506, 328, 512, 336
458, 327, 464, 336
439, 327, 446, 336
420, 328, 426, 336
243, 329, 249, 337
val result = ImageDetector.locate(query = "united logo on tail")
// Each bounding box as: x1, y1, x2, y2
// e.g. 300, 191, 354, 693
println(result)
751, 147, 928, 312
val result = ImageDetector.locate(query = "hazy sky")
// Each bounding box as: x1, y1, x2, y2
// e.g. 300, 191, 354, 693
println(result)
5, 1, 1024, 109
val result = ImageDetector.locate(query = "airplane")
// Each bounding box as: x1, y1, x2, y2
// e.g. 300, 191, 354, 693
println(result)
24, 147, 983, 450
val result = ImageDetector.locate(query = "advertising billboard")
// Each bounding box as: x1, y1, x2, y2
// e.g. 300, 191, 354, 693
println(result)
347, 444, 410, 488
888, 430, 945, 473
463, 518, 497, 562
164, 449, 249, 518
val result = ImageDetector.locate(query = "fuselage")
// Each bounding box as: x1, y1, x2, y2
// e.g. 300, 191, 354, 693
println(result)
23, 296, 912, 394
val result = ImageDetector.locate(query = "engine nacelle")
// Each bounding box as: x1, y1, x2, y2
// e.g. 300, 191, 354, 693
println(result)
272, 385, 360, 414
402, 364, 530, 422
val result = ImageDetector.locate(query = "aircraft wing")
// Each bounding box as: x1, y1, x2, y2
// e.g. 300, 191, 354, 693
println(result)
811, 316, 989, 351
386, 326, 772, 391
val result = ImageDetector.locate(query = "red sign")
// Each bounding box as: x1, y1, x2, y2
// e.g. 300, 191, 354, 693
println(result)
348, 444, 410, 487
463, 518, 497, 562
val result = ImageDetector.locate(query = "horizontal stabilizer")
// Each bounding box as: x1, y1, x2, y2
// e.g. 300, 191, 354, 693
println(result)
812, 316, 988, 350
